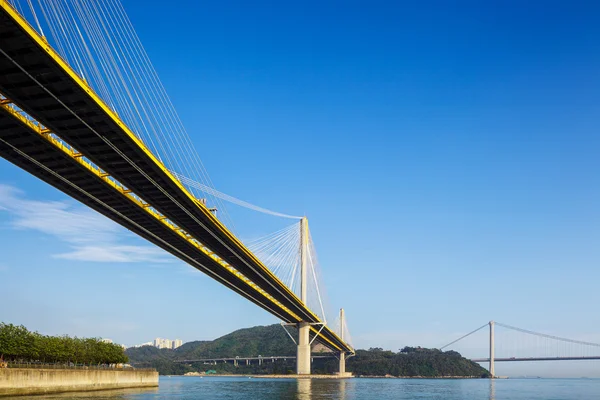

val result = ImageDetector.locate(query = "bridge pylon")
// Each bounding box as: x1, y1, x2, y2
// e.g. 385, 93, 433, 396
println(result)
296, 216, 311, 375
489, 320, 495, 378
339, 308, 346, 376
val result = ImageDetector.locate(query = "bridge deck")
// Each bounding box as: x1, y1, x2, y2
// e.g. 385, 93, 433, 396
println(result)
0, 2, 306, 322
0, 1, 351, 354
0, 103, 299, 323
472, 356, 600, 362
173, 355, 333, 363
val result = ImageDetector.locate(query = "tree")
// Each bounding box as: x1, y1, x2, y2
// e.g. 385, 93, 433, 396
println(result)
0, 322, 128, 364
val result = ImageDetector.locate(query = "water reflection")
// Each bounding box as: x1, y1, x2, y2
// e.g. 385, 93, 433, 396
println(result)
339, 379, 347, 398
489, 379, 496, 400
297, 378, 312, 399
297, 378, 350, 399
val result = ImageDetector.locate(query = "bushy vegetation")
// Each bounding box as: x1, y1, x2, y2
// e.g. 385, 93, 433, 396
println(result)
127, 324, 489, 377
0, 323, 128, 364
345, 347, 489, 377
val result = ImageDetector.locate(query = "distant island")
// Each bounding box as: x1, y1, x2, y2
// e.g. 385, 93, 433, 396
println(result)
126, 324, 489, 378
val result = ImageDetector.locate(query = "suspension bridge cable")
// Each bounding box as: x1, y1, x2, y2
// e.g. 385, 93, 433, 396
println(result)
495, 322, 600, 348
9, 1, 341, 334
246, 222, 301, 290
26, 0, 43, 35
173, 172, 302, 219
105, 0, 237, 232
306, 230, 330, 324
22, 0, 238, 232
245, 221, 331, 324
440, 323, 489, 350
2, 2, 332, 324
307, 241, 326, 322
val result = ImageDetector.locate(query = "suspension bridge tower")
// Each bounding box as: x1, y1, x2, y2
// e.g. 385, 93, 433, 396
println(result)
489, 320, 495, 378
296, 216, 311, 375
339, 308, 347, 376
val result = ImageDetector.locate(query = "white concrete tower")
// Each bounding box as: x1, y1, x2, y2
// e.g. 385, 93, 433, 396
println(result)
296, 217, 311, 374
339, 308, 346, 375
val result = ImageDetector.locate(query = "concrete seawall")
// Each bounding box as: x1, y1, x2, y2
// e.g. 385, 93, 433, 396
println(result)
0, 368, 159, 397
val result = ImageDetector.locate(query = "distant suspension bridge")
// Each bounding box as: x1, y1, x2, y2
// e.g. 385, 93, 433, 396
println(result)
441, 321, 600, 377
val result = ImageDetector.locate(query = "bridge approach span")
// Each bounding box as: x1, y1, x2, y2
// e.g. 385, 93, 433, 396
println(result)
0, 0, 352, 355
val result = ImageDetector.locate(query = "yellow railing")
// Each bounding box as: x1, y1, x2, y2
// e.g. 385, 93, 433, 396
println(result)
0, 98, 306, 325
0, 0, 322, 323
0, 0, 353, 352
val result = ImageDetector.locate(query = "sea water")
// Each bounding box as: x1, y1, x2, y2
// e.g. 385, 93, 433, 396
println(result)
5, 376, 599, 399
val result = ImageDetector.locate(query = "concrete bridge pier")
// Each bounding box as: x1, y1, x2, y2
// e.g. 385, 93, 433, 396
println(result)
297, 321, 311, 374
339, 351, 346, 375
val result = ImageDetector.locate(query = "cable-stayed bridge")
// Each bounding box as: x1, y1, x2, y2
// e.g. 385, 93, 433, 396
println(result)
0, 0, 353, 375
441, 321, 600, 377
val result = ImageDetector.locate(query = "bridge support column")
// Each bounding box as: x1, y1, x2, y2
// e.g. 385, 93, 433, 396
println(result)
297, 321, 311, 374
489, 320, 495, 378
296, 217, 311, 375
338, 308, 347, 376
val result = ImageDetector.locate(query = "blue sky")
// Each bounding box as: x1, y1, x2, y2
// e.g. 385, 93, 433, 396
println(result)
1, 0, 600, 377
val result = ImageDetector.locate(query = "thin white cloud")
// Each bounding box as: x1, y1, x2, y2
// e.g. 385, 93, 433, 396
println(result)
55, 245, 167, 263
0, 184, 172, 263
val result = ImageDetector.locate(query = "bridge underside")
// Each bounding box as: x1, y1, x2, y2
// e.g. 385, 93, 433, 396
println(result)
173, 355, 333, 364
0, 102, 349, 352
0, 2, 352, 355
0, 4, 304, 320
0, 105, 291, 320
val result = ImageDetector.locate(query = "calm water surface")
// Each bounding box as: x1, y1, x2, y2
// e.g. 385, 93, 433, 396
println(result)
9, 376, 600, 399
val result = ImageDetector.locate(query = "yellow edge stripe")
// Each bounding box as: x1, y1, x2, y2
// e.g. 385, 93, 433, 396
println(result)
0, 101, 306, 326
1, 99, 349, 353
0, 0, 323, 324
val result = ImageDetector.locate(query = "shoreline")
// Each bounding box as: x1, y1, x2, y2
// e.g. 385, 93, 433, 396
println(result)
177, 373, 487, 380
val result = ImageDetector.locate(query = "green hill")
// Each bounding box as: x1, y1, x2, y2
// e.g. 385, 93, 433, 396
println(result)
126, 324, 488, 377
125, 325, 299, 374
345, 347, 489, 377
177, 325, 297, 359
